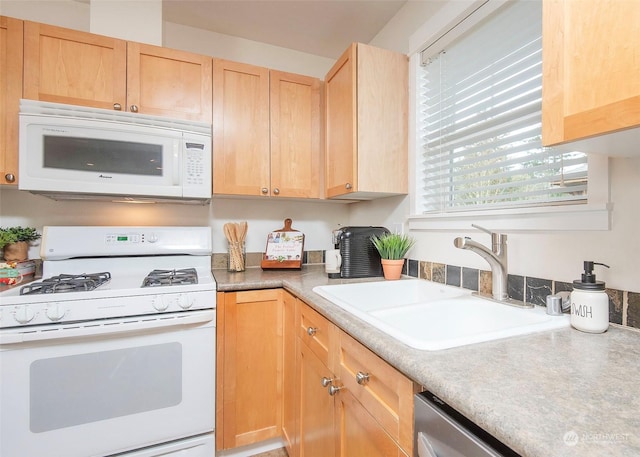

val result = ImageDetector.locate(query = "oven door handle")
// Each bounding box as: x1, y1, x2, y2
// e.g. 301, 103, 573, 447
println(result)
0, 309, 215, 345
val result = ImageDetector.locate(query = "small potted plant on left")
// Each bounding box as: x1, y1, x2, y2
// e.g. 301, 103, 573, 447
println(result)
370, 232, 416, 280
0, 226, 41, 261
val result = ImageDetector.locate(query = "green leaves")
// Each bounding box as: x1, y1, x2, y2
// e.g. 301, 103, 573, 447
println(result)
370, 233, 415, 260
0, 226, 41, 249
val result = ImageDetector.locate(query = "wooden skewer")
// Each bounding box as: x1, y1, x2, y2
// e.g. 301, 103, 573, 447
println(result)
224, 222, 247, 271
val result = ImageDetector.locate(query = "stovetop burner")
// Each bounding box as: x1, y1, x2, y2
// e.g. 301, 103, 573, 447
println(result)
20, 272, 112, 295
142, 268, 198, 287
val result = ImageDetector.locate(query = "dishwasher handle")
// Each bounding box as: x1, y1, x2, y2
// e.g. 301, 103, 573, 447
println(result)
0, 309, 215, 345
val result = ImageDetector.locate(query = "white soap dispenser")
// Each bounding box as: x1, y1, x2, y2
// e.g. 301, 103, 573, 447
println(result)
570, 261, 610, 333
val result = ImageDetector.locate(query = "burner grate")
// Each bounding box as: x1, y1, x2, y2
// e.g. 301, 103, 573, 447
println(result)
142, 268, 198, 287
20, 272, 112, 295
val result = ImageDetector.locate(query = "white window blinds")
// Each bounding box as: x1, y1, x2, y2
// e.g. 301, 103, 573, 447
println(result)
418, 0, 588, 214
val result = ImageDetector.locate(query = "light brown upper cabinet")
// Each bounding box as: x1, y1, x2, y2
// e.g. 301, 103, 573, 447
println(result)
0, 16, 23, 186
213, 60, 322, 198
325, 43, 408, 199
542, 0, 640, 154
270, 70, 321, 199
23, 21, 212, 122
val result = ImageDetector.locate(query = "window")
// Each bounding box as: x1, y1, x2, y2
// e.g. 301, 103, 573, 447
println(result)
412, 0, 600, 226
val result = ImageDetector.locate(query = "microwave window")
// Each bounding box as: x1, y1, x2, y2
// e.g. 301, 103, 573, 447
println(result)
43, 136, 163, 176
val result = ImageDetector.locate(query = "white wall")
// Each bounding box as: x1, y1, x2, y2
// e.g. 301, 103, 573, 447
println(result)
0, 187, 350, 258
164, 22, 334, 79
0, 0, 89, 30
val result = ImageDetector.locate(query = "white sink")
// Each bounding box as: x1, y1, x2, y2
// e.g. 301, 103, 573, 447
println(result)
312, 279, 570, 350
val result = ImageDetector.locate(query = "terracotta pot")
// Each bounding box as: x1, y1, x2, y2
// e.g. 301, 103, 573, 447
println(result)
3, 241, 29, 261
381, 258, 405, 280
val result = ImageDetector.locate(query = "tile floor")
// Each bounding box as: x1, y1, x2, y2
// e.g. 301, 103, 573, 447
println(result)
250, 448, 288, 457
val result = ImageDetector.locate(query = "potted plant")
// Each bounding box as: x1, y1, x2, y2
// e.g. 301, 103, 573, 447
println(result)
0, 226, 41, 261
370, 232, 416, 280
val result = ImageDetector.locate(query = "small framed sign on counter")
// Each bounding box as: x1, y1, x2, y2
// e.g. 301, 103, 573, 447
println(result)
261, 218, 304, 270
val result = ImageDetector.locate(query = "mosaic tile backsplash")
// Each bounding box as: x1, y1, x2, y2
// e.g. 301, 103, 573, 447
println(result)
405, 258, 640, 330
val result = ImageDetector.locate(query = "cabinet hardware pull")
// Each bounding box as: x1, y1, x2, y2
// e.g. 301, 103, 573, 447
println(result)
261, 187, 269, 194
307, 327, 317, 336
328, 384, 342, 396
113, 103, 122, 111
4, 173, 15, 183
273, 188, 280, 195
356, 371, 370, 385
321, 377, 334, 387
345, 183, 352, 190
130, 105, 139, 113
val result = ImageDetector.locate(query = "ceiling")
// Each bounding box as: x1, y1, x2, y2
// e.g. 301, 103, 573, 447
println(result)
162, 0, 408, 59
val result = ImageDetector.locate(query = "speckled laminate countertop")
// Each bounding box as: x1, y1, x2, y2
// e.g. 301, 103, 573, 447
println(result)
213, 265, 640, 457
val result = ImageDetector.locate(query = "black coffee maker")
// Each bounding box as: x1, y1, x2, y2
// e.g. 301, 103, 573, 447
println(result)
333, 226, 390, 278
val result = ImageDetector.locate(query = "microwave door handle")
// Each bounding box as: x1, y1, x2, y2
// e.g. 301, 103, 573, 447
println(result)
0, 310, 214, 345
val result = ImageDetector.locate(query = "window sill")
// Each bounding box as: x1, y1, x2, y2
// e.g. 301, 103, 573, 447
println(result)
407, 203, 612, 232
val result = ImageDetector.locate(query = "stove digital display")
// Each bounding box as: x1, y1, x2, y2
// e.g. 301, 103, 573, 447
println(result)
106, 234, 141, 243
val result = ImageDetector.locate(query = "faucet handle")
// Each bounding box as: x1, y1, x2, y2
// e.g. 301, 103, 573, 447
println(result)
472, 224, 507, 245
471, 224, 494, 235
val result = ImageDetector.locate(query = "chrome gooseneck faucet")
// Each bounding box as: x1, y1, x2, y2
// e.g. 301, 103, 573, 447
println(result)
454, 224, 508, 302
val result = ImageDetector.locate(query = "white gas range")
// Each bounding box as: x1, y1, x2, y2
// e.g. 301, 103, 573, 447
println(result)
0, 226, 216, 457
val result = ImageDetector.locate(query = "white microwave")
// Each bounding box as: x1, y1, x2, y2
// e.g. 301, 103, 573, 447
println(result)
18, 100, 212, 204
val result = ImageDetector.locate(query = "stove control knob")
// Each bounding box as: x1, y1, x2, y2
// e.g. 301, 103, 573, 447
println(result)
177, 293, 194, 310
147, 233, 159, 243
14, 305, 35, 324
46, 303, 67, 322
151, 295, 169, 311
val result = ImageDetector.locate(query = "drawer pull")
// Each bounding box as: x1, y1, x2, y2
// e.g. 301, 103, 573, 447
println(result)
321, 376, 333, 387
356, 371, 370, 385
328, 384, 342, 396
307, 326, 317, 336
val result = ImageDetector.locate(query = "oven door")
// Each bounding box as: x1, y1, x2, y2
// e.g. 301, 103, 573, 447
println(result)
0, 310, 215, 457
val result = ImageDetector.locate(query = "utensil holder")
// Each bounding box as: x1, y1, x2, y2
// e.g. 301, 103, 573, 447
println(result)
228, 241, 246, 272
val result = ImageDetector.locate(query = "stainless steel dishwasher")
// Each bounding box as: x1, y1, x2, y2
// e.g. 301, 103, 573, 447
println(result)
414, 391, 521, 457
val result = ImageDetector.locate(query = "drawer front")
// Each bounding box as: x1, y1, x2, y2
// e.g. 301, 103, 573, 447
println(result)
298, 301, 334, 368
338, 330, 415, 454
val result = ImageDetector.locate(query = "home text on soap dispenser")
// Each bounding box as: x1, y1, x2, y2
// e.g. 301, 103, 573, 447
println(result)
570, 261, 610, 333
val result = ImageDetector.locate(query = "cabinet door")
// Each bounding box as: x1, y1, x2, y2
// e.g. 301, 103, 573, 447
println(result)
127, 42, 212, 122
0, 16, 22, 186
219, 289, 283, 449
336, 390, 409, 457
299, 342, 336, 457
324, 44, 357, 198
23, 21, 126, 110
356, 43, 408, 195
270, 70, 322, 198
282, 291, 299, 456
338, 330, 415, 455
213, 59, 270, 196
542, 0, 640, 145
324, 43, 408, 199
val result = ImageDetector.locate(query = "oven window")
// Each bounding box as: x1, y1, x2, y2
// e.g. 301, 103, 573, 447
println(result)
29, 343, 182, 433
43, 136, 163, 176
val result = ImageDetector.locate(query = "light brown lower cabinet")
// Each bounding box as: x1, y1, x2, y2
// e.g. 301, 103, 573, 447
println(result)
217, 290, 416, 456
216, 289, 283, 450
336, 390, 410, 457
